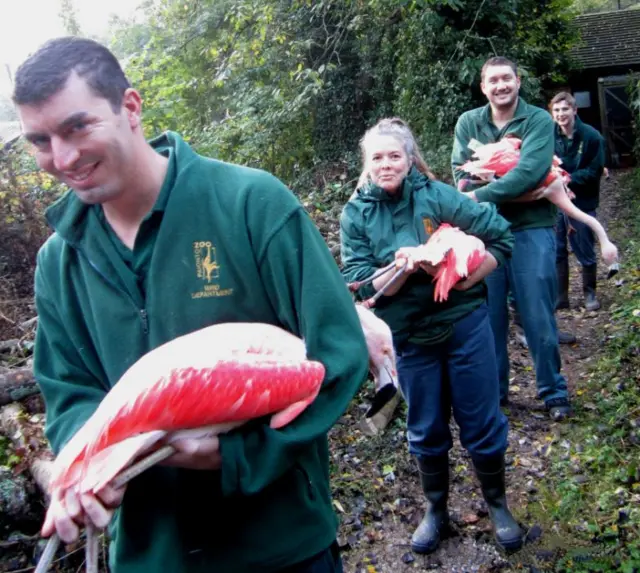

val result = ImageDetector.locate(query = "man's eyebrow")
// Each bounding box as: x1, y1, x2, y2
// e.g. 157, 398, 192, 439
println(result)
24, 130, 48, 143
24, 112, 91, 143
58, 111, 90, 131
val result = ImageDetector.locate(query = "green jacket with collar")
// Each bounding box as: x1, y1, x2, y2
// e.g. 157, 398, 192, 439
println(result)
339, 168, 514, 346
33, 131, 370, 573
451, 97, 557, 231
554, 116, 605, 212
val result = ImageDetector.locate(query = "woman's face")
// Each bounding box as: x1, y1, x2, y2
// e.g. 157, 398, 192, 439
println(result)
365, 134, 411, 193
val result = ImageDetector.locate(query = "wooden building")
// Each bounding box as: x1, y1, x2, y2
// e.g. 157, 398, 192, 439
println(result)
568, 7, 640, 166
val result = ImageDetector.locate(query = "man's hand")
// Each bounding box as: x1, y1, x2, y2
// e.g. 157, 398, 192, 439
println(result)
464, 190, 478, 202
453, 252, 498, 291
42, 483, 126, 543
162, 435, 222, 470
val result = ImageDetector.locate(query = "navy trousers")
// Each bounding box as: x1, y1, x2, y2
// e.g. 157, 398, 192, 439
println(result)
485, 227, 568, 404
278, 541, 342, 573
395, 304, 508, 461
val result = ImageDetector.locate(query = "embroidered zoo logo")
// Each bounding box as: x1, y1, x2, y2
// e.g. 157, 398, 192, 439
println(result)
192, 241, 233, 299
422, 217, 434, 236
194, 241, 219, 283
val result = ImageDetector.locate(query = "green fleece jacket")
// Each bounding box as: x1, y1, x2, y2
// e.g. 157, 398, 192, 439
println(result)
451, 98, 557, 231
340, 168, 514, 346
33, 131, 369, 573
554, 117, 605, 212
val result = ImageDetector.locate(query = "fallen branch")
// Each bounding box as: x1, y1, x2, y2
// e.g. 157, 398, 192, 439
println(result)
0, 366, 39, 405
0, 338, 21, 352
19, 316, 38, 331
0, 298, 34, 305
0, 402, 53, 496
0, 311, 16, 325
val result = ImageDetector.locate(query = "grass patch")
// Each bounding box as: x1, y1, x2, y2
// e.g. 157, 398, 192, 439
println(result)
522, 171, 640, 572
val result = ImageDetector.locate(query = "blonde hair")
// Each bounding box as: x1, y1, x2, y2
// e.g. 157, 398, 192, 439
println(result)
357, 117, 434, 189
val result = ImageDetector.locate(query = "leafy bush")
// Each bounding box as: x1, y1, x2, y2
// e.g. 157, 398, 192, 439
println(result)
525, 171, 640, 572
0, 142, 64, 298
108, 0, 580, 193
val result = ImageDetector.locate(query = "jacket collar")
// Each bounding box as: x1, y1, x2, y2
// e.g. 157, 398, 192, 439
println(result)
554, 116, 584, 140
356, 166, 427, 203
44, 131, 190, 246
478, 97, 530, 138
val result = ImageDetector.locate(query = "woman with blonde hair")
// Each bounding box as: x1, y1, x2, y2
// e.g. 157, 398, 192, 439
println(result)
340, 117, 524, 554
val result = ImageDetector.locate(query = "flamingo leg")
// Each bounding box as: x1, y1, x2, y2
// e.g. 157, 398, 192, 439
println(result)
85, 523, 98, 573
347, 261, 396, 291
545, 185, 619, 268
34, 445, 176, 572
362, 261, 408, 308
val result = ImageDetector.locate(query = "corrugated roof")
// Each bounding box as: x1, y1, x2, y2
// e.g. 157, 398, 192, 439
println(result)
0, 121, 21, 146
572, 8, 640, 69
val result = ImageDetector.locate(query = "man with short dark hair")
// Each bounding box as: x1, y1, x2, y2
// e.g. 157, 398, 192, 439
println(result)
550, 91, 606, 314
13, 36, 369, 573
451, 56, 572, 421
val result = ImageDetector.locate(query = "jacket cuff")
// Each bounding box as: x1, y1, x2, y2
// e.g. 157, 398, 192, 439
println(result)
487, 247, 507, 269
356, 282, 376, 302
473, 187, 495, 203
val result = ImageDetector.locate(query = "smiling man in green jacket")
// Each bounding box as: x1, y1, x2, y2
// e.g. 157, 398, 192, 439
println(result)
451, 56, 571, 421
12, 37, 369, 573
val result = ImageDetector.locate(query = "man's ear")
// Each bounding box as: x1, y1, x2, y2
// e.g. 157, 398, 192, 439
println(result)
121, 88, 143, 129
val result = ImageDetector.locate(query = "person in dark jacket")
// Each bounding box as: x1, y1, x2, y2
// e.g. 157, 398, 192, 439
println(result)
340, 117, 524, 555
12, 36, 369, 573
550, 91, 606, 314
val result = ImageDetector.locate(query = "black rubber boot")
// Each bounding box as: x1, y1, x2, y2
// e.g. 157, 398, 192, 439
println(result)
556, 258, 576, 343
472, 456, 524, 552
582, 264, 600, 311
411, 455, 449, 554
556, 258, 570, 310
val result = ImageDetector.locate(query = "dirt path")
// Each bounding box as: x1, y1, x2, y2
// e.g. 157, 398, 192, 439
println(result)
330, 172, 625, 573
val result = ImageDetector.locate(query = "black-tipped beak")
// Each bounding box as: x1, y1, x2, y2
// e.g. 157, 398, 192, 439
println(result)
365, 383, 398, 419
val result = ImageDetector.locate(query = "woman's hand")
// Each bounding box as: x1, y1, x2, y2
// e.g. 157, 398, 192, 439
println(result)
394, 247, 438, 275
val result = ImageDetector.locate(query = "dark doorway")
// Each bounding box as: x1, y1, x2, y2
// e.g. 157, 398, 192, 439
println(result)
598, 74, 638, 167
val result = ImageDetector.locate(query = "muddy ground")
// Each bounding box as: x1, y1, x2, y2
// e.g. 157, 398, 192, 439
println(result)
0, 171, 629, 572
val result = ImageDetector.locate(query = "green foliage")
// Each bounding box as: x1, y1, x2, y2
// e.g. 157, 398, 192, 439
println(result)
107, 0, 581, 190
58, 0, 83, 36
524, 172, 640, 571
0, 142, 64, 297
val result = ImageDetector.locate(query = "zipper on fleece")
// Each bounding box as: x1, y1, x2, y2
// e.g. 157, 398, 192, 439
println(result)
296, 463, 315, 500
139, 309, 149, 334
77, 248, 150, 335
